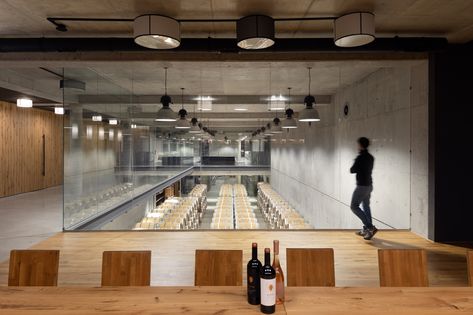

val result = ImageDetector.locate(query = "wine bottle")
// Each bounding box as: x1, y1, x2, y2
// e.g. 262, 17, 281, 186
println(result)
272, 240, 285, 305
247, 242, 262, 305
260, 248, 276, 314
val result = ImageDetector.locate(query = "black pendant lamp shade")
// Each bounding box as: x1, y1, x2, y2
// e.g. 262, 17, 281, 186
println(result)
156, 68, 177, 122
299, 67, 321, 122
237, 15, 275, 49
189, 117, 201, 133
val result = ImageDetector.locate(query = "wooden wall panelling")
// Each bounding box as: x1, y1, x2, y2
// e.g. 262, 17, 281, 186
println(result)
0, 101, 63, 197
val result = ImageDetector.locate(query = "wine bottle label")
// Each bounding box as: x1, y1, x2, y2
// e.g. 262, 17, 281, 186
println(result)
260, 278, 276, 306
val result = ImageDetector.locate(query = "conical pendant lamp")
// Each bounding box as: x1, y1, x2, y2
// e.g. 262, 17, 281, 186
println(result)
282, 87, 297, 129
175, 88, 190, 129
156, 68, 177, 122
299, 67, 321, 122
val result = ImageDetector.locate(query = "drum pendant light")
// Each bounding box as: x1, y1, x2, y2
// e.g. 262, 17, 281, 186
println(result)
156, 68, 177, 122
134, 14, 181, 49
237, 15, 275, 49
299, 67, 321, 122
334, 12, 375, 47
282, 87, 298, 129
175, 88, 190, 129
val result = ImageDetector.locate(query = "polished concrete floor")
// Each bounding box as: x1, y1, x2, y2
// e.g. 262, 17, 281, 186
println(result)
0, 186, 62, 261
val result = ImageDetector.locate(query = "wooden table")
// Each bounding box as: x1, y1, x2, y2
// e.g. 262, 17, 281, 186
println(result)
0, 286, 472, 314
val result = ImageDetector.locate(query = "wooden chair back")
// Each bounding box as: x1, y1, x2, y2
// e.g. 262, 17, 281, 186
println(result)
378, 249, 429, 287
467, 250, 473, 286
286, 248, 335, 287
101, 251, 151, 286
8, 250, 60, 286
195, 250, 242, 286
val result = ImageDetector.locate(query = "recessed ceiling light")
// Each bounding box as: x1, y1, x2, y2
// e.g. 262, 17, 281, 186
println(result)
17, 98, 32, 108
92, 115, 102, 122
234, 107, 248, 111
54, 107, 64, 115
109, 119, 118, 125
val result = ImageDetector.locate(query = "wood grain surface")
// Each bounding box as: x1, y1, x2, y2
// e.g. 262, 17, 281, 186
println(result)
286, 248, 335, 287
467, 251, 472, 286
195, 249, 242, 286
8, 250, 59, 286
378, 249, 429, 287
0, 286, 472, 314
101, 251, 151, 286
0, 231, 469, 287
0, 101, 63, 197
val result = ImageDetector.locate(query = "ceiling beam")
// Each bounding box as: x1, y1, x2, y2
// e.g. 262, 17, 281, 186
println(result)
76, 94, 331, 105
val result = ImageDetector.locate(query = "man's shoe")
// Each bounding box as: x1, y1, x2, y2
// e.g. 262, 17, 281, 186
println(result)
363, 226, 378, 240
356, 228, 367, 236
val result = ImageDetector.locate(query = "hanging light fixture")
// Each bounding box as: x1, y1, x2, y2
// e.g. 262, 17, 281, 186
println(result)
299, 67, 321, 122
175, 88, 190, 129
271, 117, 283, 133
189, 118, 201, 133
264, 123, 273, 136
156, 67, 177, 122
282, 87, 297, 129
17, 98, 32, 108
134, 14, 181, 49
334, 12, 375, 47
237, 15, 275, 50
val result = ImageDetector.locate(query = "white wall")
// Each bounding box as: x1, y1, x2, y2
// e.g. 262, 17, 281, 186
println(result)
271, 62, 429, 237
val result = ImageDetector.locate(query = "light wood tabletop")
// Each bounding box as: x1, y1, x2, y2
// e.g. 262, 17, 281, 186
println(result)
0, 286, 472, 314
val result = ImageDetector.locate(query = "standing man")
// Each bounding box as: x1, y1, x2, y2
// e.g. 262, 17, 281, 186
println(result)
350, 137, 377, 240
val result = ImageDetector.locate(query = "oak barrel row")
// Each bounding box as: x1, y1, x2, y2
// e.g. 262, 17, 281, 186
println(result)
8, 249, 473, 287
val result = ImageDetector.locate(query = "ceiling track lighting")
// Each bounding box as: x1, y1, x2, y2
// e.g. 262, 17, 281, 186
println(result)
282, 87, 298, 129
299, 67, 321, 122
134, 14, 181, 49
175, 87, 190, 129
156, 67, 177, 122
48, 12, 375, 49
237, 15, 275, 50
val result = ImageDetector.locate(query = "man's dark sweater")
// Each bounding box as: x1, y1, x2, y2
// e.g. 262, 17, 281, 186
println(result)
350, 149, 374, 186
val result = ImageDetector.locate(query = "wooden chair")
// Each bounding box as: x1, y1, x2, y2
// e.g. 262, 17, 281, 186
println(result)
8, 249, 60, 286
467, 251, 473, 286
286, 248, 335, 287
101, 251, 151, 286
378, 249, 429, 287
195, 250, 242, 286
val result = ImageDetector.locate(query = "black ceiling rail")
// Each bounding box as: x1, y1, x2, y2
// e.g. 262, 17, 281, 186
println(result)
46, 16, 338, 31
0, 37, 449, 53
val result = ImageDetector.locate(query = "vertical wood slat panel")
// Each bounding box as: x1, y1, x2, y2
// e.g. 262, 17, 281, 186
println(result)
0, 101, 63, 197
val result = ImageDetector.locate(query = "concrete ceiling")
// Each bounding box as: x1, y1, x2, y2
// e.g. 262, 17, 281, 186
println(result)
0, 59, 422, 132
0, 0, 472, 43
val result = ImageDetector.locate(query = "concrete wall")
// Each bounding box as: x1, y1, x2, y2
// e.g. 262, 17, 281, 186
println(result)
271, 62, 429, 237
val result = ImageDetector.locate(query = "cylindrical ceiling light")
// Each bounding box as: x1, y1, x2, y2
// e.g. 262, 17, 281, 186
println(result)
334, 12, 375, 47
134, 14, 181, 49
156, 68, 177, 122
237, 15, 275, 50
17, 98, 33, 108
